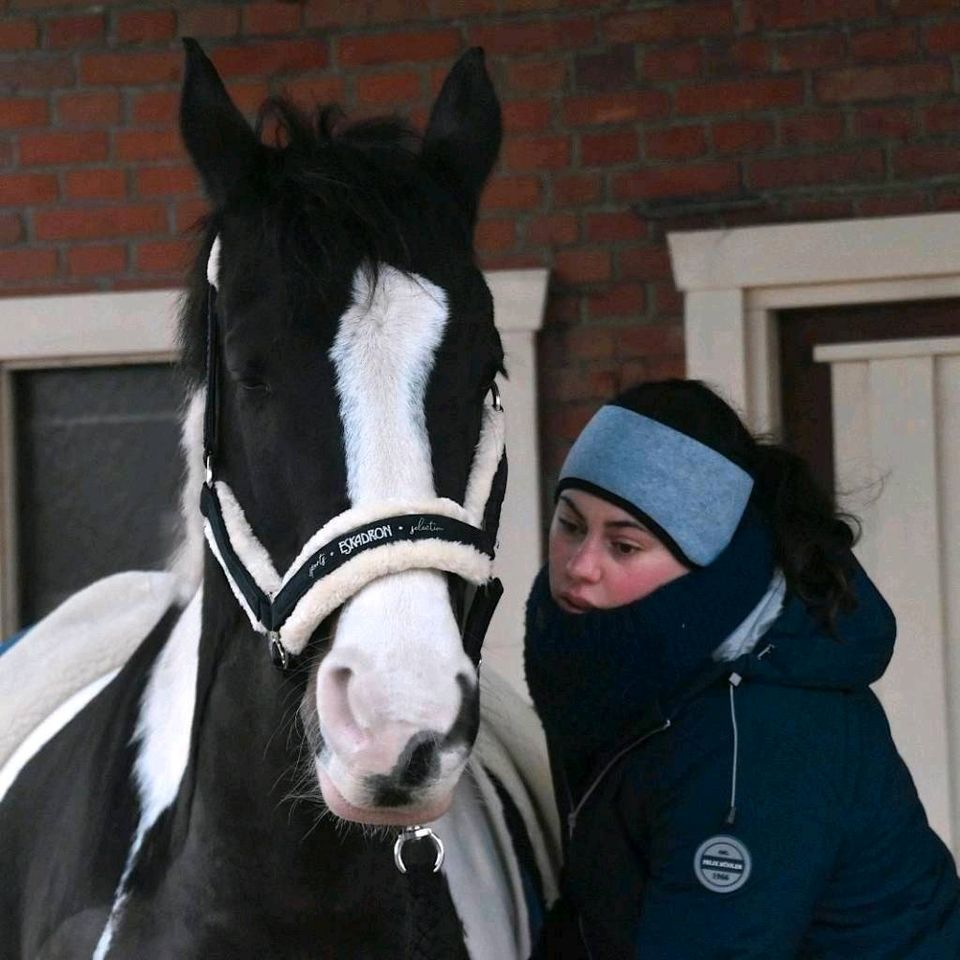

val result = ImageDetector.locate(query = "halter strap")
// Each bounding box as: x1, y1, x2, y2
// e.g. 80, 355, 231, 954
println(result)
201, 482, 496, 636
203, 284, 219, 481
203, 235, 222, 478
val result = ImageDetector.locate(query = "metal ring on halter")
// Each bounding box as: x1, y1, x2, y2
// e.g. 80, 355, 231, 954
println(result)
489, 382, 502, 411
393, 825, 445, 874
268, 631, 289, 671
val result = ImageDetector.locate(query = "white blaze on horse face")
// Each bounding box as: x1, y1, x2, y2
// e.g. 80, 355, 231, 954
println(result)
332, 265, 445, 503
323, 265, 474, 808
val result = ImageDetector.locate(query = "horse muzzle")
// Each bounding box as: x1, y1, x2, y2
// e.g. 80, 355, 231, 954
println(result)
315, 760, 456, 827
311, 633, 477, 824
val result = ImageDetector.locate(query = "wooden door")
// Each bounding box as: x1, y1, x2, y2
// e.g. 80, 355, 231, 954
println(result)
779, 299, 960, 851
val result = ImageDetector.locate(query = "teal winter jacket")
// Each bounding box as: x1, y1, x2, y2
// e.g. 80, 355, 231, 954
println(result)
531, 567, 960, 959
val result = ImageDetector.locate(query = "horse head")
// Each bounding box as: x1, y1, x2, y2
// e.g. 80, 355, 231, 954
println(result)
178, 40, 505, 828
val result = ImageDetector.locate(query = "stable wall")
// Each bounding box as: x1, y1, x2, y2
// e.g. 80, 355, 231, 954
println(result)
4, 0, 960, 517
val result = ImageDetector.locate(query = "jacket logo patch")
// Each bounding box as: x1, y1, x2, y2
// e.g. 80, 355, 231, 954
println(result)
694, 835, 751, 893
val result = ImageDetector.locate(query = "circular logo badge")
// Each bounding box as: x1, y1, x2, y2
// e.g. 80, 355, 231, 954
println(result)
694, 835, 751, 894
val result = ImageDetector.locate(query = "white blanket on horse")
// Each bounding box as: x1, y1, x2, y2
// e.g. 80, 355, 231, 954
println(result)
0, 571, 184, 773
0, 571, 560, 960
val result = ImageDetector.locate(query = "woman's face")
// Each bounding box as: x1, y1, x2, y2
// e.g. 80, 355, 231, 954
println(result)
548, 489, 689, 613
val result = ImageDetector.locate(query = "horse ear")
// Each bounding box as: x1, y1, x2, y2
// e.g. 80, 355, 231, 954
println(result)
422, 47, 502, 232
180, 38, 264, 208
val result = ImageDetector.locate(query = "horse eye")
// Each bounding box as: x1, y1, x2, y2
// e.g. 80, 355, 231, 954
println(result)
237, 378, 272, 395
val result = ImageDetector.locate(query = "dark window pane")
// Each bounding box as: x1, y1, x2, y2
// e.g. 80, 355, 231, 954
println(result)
14, 364, 186, 626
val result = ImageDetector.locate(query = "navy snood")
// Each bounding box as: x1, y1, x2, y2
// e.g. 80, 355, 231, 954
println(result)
524, 506, 775, 798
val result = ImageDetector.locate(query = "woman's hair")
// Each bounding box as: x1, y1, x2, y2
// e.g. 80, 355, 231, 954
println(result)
612, 379, 860, 628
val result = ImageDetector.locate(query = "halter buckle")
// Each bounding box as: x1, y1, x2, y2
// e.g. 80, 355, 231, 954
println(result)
393, 825, 444, 874
268, 631, 289, 671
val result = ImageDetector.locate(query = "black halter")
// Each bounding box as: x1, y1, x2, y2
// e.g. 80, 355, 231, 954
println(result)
199, 280, 506, 671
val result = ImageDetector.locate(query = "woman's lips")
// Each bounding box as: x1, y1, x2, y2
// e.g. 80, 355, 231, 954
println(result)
558, 592, 593, 614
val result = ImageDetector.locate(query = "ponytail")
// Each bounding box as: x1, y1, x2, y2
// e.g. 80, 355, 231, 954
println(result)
748, 442, 860, 630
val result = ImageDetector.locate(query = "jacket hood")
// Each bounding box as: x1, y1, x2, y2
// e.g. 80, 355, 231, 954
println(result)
734, 557, 896, 691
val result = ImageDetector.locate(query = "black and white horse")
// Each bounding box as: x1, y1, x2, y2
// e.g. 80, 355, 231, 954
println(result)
0, 41, 554, 959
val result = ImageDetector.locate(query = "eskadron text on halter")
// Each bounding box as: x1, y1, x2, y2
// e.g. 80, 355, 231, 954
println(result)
199, 236, 506, 671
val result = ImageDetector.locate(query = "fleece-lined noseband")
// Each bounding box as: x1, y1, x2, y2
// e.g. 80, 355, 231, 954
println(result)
200, 237, 506, 670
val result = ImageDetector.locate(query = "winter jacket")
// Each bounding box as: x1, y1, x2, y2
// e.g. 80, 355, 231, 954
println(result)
531, 566, 960, 959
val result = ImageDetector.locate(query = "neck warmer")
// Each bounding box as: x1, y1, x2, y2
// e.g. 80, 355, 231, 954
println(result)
524, 507, 775, 798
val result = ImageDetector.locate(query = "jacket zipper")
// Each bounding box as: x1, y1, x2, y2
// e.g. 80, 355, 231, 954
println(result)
566, 718, 672, 839
566, 718, 672, 960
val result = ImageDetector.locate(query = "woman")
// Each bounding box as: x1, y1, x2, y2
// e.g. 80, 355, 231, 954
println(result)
525, 379, 960, 959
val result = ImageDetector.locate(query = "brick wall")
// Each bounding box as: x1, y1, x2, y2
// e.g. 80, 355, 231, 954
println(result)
3, 0, 960, 503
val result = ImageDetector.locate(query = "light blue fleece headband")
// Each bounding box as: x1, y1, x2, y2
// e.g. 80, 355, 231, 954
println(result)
557, 406, 754, 565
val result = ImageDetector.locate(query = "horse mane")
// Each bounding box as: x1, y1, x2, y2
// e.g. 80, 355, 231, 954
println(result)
179, 95, 472, 383
255, 95, 426, 259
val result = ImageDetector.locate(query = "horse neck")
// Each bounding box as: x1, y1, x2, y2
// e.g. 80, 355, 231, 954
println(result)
188, 565, 303, 808
167, 564, 353, 887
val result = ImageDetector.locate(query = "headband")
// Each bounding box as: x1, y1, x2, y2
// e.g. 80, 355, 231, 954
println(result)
556, 405, 753, 566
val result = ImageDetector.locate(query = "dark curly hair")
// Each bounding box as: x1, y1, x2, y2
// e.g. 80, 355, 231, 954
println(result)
612, 378, 860, 629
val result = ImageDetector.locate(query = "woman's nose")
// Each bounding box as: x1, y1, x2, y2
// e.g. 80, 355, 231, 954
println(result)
567, 539, 602, 582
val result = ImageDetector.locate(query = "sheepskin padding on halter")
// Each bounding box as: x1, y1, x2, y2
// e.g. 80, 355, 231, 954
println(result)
205, 479, 498, 654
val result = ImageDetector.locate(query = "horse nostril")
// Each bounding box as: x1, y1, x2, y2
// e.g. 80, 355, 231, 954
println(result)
402, 737, 437, 788
442, 673, 479, 751
329, 666, 353, 715
318, 664, 366, 752
366, 733, 441, 807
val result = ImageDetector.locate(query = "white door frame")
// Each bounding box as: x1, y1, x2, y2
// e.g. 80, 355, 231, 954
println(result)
667, 211, 960, 434
0, 270, 548, 698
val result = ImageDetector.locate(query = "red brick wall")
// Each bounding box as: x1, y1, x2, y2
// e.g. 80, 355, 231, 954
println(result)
3, 0, 960, 499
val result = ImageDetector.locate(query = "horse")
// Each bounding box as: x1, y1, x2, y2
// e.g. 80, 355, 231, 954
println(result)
0, 39, 557, 959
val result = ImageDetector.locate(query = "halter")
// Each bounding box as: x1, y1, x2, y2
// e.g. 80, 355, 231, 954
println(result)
199, 238, 506, 671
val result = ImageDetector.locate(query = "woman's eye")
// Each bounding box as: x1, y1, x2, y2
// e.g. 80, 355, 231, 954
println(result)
613, 541, 641, 557
557, 518, 580, 535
